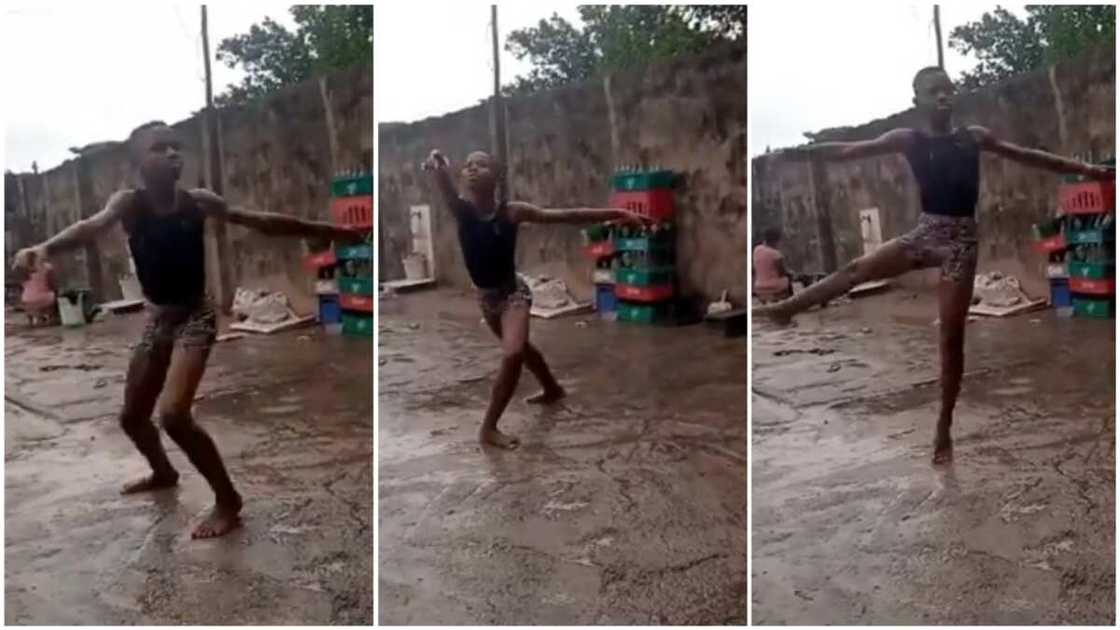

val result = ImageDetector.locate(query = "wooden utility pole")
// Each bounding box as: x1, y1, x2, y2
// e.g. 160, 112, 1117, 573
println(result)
201, 6, 234, 313
491, 5, 509, 202
934, 6, 944, 69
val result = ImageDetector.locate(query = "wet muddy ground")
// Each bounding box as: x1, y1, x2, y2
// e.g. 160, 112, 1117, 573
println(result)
5, 311, 372, 625
378, 289, 747, 624
751, 290, 1114, 625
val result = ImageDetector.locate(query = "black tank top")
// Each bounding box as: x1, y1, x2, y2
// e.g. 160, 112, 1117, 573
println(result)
122, 188, 207, 306
453, 197, 518, 290
902, 128, 981, 217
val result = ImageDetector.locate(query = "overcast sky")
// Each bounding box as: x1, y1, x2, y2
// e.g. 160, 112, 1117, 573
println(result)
375, 3, 582, 124
750, 3, 1027, 156
3, 3, 297, 172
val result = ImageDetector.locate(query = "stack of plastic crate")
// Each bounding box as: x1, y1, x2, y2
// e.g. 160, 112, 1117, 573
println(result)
610, 168, 677, 324
331, 169, 374, 337
1062, 164, 1115, 319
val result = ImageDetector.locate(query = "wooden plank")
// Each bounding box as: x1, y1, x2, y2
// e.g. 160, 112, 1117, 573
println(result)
848, 279, 891, 296
381, 278, 436, 292
99, 299, 145, 314
229, 315, 316, 334
968, 298, 1047, 318
531, 302, 593, 319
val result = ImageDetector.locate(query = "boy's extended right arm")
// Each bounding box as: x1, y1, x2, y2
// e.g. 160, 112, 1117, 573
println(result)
779, 128, 912, 162
41, 190, 132, 257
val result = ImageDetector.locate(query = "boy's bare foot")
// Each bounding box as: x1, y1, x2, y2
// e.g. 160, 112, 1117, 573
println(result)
751, 303, 793, 326
526, 386, 566, 405
480, 428, 520, 449
191, 493, 243, 539
121, 471, 179, 495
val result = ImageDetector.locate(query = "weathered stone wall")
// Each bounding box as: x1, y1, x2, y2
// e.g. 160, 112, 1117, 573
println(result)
5, 64, 372, 312
379, 44, 748, 304
752, 45, 1115, 296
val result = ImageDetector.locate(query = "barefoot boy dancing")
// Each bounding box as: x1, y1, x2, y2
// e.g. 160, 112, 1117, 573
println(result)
754, 67, 1114, 465
13, 121, 362, 538
422, 149, 649, 449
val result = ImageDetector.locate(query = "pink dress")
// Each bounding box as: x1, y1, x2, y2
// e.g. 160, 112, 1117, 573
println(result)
21, 264, 55, 312
753, 244, 790, 299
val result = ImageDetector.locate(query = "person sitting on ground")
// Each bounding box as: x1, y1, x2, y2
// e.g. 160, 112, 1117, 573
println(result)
20, 260, 57, 326
753, 227, 793, 303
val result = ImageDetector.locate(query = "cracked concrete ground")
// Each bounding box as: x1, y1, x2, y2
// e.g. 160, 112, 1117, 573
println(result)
378, 289, 747, 625
5, 311, 372, 625
751, 290, 1114, 625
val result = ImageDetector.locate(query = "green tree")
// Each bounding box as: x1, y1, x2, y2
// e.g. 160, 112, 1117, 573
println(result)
216, 5, 372, 106
504, 5, 746, 95
949, 5, 1114, 90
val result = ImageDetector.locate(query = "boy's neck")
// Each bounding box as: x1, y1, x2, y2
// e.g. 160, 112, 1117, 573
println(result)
143, 180, 177, 204
465, 189, 497, 212
919, 115, 953, 135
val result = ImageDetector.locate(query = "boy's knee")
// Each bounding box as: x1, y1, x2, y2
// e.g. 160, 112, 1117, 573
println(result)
502, 347, 526, 367
119, 410, 146, 431
159, 410, 193, 434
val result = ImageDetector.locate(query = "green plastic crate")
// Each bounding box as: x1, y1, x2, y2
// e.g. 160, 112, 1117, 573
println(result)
1073, 297, 1114, 319
342, 312, 374, 336
617, 301, 669, 324
1067, 229, 1115, 245
337, 244, 373, 260
615, 236, 674, 253
339, 276, 374, 296
616, 267, 675, 286
331, 174, 373, 197
1069, 261, 1115, 279
612, 170, 676, 192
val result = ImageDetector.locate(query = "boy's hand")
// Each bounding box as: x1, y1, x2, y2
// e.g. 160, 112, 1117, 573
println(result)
422, 149, 449, 172
1084, 164, 1115, 180
13, 245, 47, 272
333, 226, 369, 244
615, 209, 653, 228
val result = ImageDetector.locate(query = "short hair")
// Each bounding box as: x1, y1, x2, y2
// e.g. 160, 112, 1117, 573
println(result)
127, 121, 171, 164
763, 226, 782, 244
912, 66, 948, 91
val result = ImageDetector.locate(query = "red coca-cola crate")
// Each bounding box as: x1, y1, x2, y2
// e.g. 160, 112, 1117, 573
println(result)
1070, 276, 1116, 296
609, 189, 675, 221
615, 282, 673, 303
340, 292, 374, 313
1034, 233, 1067, 254
305, 249, 336, 270
1059, 181, 1115, 215
331, 196, 374, 230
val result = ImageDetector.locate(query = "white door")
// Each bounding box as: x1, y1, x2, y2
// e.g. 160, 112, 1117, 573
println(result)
859, 208, 883, 255
409, 204, 435, 279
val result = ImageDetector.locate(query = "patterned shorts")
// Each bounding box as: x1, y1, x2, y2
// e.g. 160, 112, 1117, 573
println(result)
478, 275, 534, 320
136, 298, 218, 353
898, 214, 979, 282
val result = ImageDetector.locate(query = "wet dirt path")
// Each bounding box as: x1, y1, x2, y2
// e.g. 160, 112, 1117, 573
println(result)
378, 290, 747, 624
751, 293, 1114, 625
5, 313, 372, 625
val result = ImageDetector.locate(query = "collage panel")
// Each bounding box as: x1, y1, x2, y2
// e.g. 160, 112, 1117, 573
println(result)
750, 3, 1115, 626
3, 4, 373, 625
376, 4, 748, 625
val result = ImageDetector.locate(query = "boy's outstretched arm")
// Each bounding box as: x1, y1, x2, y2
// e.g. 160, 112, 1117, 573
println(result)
13, 190, 133, 270
420, 149, 459, 210
778, 128, 913, 162
506, 202, 649, 227
970, 126, 1114, 180
190, 188, 364, 242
